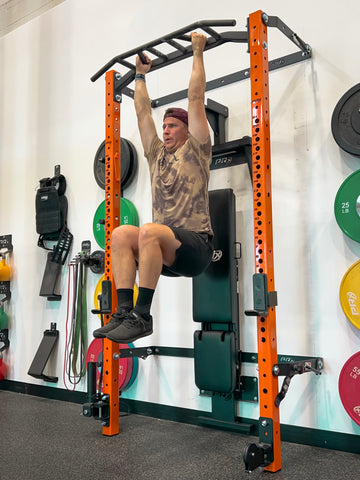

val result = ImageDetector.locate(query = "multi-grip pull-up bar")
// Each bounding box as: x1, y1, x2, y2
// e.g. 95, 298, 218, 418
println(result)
91, 16, 311, 107
88, 11, 316, 474
91, 20, 245, 83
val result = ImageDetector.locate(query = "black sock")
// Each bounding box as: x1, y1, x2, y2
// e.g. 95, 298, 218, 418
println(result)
134, 287, 154, 320
116, 288, 133, 312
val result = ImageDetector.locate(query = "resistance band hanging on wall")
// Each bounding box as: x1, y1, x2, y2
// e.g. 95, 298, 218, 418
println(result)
63, 254, 88, 390
63, 242, 105, 390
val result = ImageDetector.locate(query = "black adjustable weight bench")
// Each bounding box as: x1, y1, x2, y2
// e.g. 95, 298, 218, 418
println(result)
193, 188, 240, 393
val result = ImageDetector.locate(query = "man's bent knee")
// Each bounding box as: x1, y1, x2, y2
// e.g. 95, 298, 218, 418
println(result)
138, 223, 175, 247
138, 223, 159, 243
111, 225, 140, 249
138, 223, 180, 265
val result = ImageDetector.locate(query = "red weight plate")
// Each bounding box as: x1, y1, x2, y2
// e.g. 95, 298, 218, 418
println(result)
123, 344, 138, 392
86, 339, 129, 391
338, 351, 360, 426
0, 358, 7, 380
121, 355, 133, 391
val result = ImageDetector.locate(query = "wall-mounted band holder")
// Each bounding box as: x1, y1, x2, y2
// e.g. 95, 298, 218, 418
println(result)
29, 241, 105, 386
28, 322, 59, 383
79, 240, 105, 275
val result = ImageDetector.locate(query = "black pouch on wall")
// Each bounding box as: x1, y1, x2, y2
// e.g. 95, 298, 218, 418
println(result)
36, 169, 68, 244
35, 166, 72, 300
36, 186, 65, 235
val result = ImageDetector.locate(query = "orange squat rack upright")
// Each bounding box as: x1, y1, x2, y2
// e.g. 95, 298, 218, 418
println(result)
247, 10, 281, 472
243, 11, 321, 473
101, 70, 121, 436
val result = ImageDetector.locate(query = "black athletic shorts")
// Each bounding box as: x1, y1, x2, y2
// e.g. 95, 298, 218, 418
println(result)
161, 227, 214, 278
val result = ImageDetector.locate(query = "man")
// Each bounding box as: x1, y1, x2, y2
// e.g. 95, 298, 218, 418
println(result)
93, 32, 213, 343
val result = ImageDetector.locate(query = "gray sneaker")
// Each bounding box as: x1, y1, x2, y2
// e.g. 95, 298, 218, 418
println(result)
106, 310, 153, 343
93, 309, 131, 338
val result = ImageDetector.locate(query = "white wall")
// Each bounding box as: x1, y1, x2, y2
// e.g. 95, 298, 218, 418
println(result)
1, 0, 360, 437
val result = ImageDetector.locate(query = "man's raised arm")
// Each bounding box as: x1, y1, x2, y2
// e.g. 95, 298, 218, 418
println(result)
134, 53, 157, 156
187, 33, 210, 144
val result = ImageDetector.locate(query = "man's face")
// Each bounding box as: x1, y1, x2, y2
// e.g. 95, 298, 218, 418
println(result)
162, 117, 188, 153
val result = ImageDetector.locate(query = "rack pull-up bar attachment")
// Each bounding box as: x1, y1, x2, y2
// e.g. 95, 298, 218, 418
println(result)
91, 16, 311, 110
91, 20, 245, 84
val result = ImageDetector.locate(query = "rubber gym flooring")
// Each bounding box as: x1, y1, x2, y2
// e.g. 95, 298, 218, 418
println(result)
0, 390, 359, 480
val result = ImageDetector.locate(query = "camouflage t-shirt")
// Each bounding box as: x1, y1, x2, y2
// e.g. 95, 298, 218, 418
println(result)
146, 134, 213, 236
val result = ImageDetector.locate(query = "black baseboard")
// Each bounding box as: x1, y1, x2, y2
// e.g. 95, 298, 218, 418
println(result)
0, 379, 88, 404
1, 379, 359, 454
